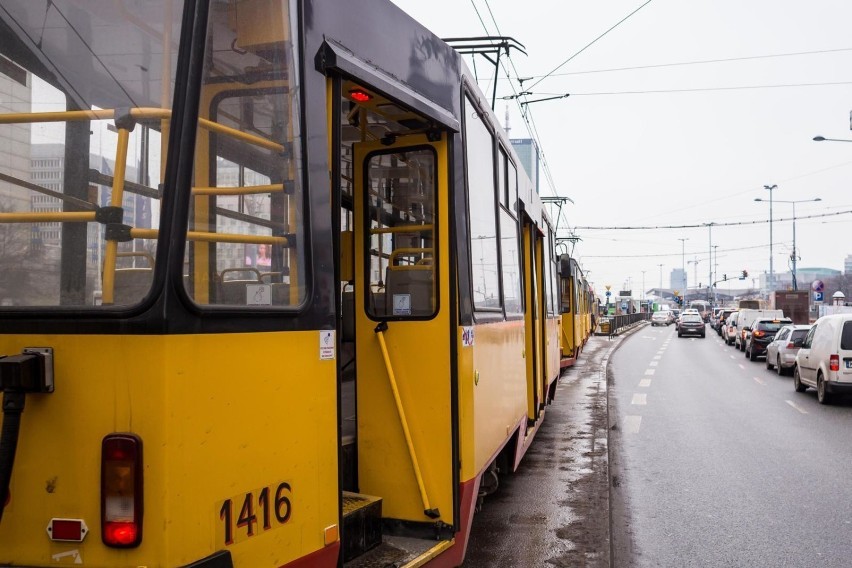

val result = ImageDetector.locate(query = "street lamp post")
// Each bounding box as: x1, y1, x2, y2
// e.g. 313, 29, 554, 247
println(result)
712, 245, 719, 305
762, 185, 776, 294
658, 263, 664, 303
678, 237, 688, 303
755, 197, 821, 291
813, 135, 852, 143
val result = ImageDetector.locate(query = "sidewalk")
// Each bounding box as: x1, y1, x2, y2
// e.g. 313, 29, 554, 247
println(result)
461, 322, 647, 567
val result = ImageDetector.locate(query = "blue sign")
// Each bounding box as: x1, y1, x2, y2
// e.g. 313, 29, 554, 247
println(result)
814, 291, 824, 302
605, 291, 611, 297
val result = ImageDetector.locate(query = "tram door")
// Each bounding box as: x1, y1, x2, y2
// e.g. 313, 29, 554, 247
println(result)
523, 218, 546, 423
336, 78, 454, 534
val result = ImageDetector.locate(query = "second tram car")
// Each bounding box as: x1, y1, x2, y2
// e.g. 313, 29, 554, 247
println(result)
0, 0, 576, 566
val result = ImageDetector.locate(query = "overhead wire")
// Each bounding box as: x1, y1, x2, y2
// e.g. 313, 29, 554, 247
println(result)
526, 0, 655, 91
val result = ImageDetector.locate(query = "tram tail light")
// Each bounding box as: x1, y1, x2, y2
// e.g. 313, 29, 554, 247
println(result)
101, 434, 143, 548
830, 354, 840, 372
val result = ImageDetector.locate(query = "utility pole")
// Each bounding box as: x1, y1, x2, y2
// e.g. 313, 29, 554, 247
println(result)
678, 237, 689, 302
763, 184, 776, 293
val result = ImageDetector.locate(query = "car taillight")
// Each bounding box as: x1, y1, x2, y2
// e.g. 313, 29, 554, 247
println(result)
753, 331, 765, 338
830, 354, 840, 372
786, 342, 796, 349
101, 434, 143, 548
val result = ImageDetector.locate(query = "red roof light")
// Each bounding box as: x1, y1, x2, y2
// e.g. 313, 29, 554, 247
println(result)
349, 89, 373, 103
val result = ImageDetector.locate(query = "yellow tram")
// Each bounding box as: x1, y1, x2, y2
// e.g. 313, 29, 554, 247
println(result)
0, 1, 564, 566
558, 255, 594, 366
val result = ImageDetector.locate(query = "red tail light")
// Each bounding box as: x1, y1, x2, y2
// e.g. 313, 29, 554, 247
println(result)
786, 342, 796, 349
830, 354, 840, 372
753, 331, 765, 338
101, 434, 143, 548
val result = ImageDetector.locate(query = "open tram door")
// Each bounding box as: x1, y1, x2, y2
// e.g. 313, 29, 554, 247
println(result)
522, 216, 548, 424
326, 62, 458, 564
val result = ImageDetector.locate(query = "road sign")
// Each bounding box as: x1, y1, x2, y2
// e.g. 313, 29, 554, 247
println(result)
605, 291, 611, 297
814, 291, 824, 302
812, 280, 824, 293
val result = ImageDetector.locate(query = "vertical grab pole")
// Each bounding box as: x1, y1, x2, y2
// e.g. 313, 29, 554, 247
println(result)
373, 322, 440, 519
102, 124, 133, 305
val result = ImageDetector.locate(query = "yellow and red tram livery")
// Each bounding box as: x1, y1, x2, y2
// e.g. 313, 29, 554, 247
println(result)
0, 1, 563, 566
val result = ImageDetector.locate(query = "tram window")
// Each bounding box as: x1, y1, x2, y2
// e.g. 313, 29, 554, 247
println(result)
183, 1, 304, 308
497, 148, 508, 209
499, 208, 522, 315
464, 95, 500, 311
364, 148, 436, 319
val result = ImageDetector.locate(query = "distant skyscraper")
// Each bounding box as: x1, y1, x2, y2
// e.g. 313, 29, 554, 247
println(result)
845, 254, 852, 275
509, 138, 539, 194
670, 268, 686, 292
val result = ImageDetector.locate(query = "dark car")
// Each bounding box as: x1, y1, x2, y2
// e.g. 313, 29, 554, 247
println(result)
714, 308, 737, 336
745, 318, 793, 361
677, 314, 706, 338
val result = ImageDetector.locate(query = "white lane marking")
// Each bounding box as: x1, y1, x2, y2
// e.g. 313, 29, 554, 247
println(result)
625, 415, 642, 433
649, 361, 658, 367
738, 364, 745, 370
641, 336, 657, 340
653, 355, 662, 360
639, 379, 652, 387
753, 376, 766, 386
644, 369, 656, 376
786, 400, 808, 414
631, 393, 647, 405
730, 355, 736, 359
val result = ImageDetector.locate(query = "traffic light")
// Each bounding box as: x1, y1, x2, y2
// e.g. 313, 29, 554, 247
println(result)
742, 269, 748, 278
723, 274, 727, 281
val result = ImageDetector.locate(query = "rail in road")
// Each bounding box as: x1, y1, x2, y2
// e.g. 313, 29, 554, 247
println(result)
609, 322, 852, 567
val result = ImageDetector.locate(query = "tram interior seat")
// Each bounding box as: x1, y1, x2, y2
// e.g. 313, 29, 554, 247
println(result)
218, 268, 262, 305
383, 267, 433, 317
113, 268, 154, 304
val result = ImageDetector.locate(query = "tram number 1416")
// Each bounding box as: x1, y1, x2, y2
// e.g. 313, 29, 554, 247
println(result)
218, 482, 292, 546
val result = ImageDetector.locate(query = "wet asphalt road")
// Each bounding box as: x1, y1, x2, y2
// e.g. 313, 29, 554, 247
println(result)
461, 334, 618, 568
609, 322, 852, 567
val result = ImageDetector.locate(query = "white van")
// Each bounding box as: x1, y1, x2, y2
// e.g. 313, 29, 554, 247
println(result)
735, 309, 784, 351
794, 313, 852, 404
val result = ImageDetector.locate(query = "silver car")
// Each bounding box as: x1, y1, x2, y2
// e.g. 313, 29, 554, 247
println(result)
765, 324, 811, 375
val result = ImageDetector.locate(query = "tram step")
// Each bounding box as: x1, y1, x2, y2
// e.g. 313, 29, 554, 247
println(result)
342, 491, 383, 562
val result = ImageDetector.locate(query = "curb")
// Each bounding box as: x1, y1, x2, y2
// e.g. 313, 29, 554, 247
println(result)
602, 321, 648, 568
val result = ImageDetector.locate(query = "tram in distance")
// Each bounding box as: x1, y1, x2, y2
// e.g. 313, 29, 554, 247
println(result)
0, 0, 592, 566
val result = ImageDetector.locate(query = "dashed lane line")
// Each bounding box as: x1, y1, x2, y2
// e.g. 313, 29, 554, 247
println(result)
753, 376, 766, 386
786, 400, 808, 414
644, 369, 656, 376
639, 379, 652, 387
631, 393, 647, 405
625, 415, 642, 433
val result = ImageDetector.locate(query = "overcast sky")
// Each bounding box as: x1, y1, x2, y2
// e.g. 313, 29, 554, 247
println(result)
390, 0, 852, 298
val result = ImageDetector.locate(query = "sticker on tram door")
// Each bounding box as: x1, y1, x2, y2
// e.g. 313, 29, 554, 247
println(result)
217, 482, 293, 546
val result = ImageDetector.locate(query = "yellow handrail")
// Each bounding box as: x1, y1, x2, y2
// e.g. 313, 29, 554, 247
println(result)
192, 184, 286, 196
373, 323, 440, 520
0, 212, 96, 223
0, 107, 284, 153
130, 228, 290, 246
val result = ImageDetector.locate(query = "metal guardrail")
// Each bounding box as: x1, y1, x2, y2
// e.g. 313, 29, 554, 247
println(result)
600, 312, 651, 337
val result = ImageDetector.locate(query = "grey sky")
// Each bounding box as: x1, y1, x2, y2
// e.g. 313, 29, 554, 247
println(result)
389, 0, 852, 298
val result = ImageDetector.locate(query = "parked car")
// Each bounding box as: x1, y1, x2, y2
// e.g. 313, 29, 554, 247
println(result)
736, 309, 785, 351
714, 308, 737, 336
744, 318, 792, 361
677, 314, 706, 338
724, 311, 740, 345
651, 311, 671, 326
765, 324, 812, 375
794, 314, 852, 404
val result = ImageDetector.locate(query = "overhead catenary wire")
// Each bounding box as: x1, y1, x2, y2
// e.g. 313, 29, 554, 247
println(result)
572, 209, 852, 230
526, 0, 655, 91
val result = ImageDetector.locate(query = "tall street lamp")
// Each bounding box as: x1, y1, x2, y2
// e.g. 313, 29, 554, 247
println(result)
755, 197, 821, 291
678, 237, 688, 302
813, 135, 852, 143
761, 184, 777, 293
